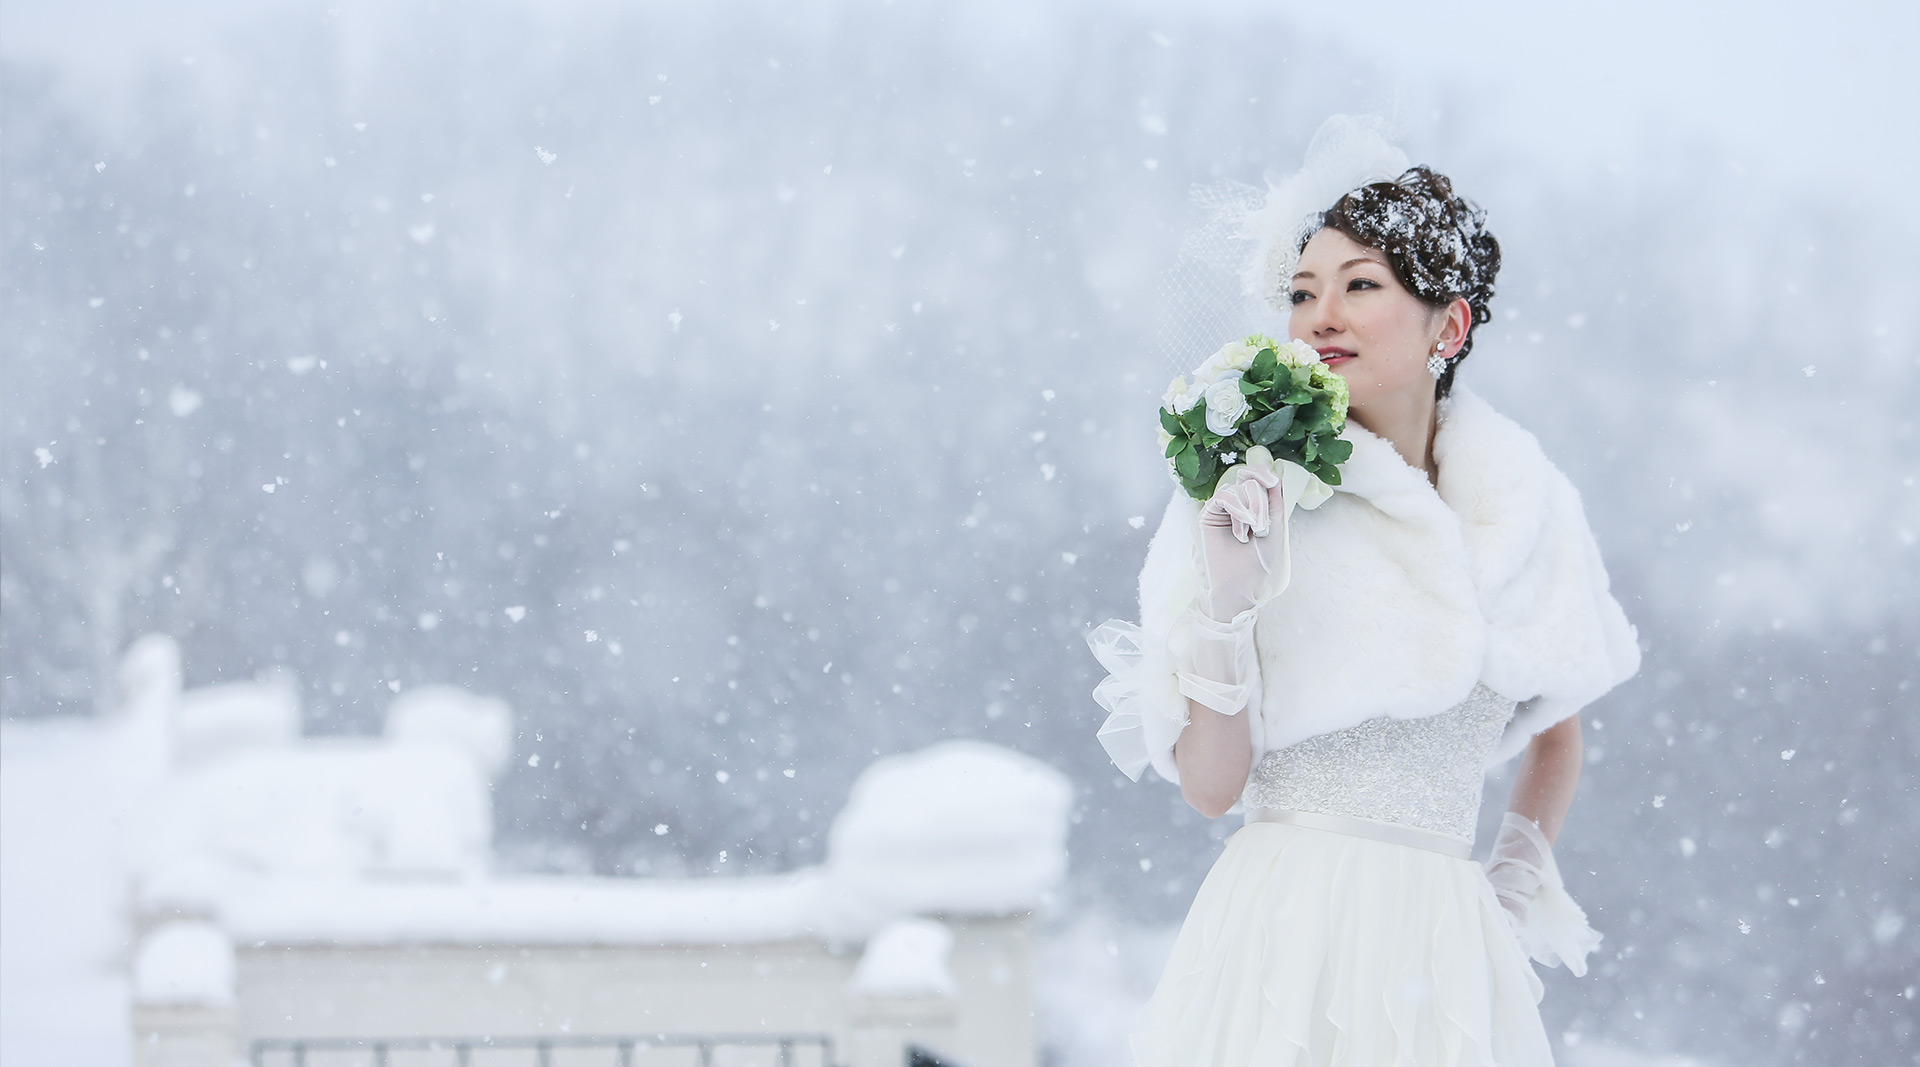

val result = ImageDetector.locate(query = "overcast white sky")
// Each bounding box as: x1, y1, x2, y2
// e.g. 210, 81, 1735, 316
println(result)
5, 0, 1916, 224
1269, 0, 1919, 213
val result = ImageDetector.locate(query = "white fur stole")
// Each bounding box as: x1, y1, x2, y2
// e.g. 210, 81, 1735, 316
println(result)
1119, 387, 1640, 781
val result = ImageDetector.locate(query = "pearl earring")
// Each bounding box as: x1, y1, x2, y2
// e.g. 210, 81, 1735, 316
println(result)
1426, 341, 1447, 379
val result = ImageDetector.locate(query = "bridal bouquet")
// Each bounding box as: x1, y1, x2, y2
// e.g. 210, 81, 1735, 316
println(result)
1160, 335, 1353, 500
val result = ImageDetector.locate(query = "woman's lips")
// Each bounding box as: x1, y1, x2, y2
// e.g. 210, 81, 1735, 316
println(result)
1317, 349, 1356, 366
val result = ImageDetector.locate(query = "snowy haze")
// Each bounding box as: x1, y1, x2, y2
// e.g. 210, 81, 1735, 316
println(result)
3, 1, 1915, 1064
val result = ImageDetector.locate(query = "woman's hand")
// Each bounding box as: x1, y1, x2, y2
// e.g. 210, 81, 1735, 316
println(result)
1196, 464, 1288, 621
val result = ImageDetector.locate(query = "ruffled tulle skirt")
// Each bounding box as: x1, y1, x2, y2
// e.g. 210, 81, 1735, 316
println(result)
1133, 820, 1554, 1067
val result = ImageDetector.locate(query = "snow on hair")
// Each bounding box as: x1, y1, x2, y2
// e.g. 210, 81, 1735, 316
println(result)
1306, 166, 1503, 398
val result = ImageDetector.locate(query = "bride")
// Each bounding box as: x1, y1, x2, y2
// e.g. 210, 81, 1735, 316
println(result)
1088, 119, 1640, 1064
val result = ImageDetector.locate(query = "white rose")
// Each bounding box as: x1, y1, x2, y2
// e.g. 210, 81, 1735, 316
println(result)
1163, 374, 1198, 414
1203, 376, 1248, 435
1276, 338, 1322, 369
1191, 341, 1254, 388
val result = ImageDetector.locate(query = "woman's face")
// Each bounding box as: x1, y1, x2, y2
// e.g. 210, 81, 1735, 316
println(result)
1287, 227, 1459, 420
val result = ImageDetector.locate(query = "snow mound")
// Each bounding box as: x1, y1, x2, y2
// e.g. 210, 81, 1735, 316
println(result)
849, 917, 957, 997
116, 634, 183, 780
171, 670, 299, 768
827, 739, 1072, 916
386, 685, 513, 781
133, 921, 234, 1007
137, 740, 491, 887
194, 870, 843, 946
119, 634, 183, 710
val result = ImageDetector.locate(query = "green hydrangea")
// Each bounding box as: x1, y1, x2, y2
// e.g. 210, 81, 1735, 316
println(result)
1310, 363, 1351, 427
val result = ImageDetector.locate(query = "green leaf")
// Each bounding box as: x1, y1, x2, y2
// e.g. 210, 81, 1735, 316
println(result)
1165, 435, 1190, 459
1303, 436, 1318, 462
1283, 420, 1310, 441
1175, 446, 1201, 480
1321, 437, 1353, 464
1182, 400, 1209, 436
1195, 449, 1219, 484
1284, 389, 1313, 405
1249, 347, 1278, 381
1249, 406, 1294, 445
1159, 407, 1182, 435
1239, 377, 1263, 395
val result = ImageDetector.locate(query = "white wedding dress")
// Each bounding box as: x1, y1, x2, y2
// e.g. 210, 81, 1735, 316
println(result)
1130, 683, 1554, 1065
1091, 389, 1635, 1066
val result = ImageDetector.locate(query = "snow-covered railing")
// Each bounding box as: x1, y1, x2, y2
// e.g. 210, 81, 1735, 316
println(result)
118, 637, 1065, 1067
248, 1030, 844, 1066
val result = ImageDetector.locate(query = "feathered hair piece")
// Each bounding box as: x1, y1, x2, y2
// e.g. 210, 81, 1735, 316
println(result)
1240, 114, 1412, 314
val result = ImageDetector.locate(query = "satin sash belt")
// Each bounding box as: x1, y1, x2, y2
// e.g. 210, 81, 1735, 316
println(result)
1246, 807, 1474, 860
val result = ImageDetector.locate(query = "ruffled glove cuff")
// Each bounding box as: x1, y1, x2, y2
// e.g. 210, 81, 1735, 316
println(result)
1483, 811, 1603, 976
1166, 606, 1259, 716
1086, 620, 1188, 783
1085, 604, 1264, 786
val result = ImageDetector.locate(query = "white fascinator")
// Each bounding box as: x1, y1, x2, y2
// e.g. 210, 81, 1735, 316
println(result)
1241, 115, 1410, 313
1158, 115, 1409, 368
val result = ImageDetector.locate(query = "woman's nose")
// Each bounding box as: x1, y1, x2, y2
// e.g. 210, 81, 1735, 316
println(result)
1293, 294, 1342, 337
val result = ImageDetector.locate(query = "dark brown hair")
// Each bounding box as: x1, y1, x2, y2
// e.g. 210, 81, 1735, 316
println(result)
1303, 165, 1501, 398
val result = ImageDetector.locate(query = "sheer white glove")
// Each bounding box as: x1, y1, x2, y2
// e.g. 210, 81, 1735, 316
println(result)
1166, 463, 1288, 717
1166, 609, 1257, 716
1483, 812, 1603, 976
1195, 462, 1289, 622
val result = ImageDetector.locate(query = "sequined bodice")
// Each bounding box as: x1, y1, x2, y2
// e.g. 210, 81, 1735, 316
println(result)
1241, 683, 1515, 843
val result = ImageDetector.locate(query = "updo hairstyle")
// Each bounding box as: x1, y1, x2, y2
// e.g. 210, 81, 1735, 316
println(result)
1302, 166, 1501, 398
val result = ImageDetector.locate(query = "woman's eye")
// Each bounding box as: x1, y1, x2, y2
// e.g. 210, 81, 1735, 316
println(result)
1289, 289, 1311, 305
1347, 277, 1379, 291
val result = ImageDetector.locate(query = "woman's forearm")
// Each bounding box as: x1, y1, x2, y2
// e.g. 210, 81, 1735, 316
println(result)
1174, 696, 1254, 818
1505, 712, 1583, 843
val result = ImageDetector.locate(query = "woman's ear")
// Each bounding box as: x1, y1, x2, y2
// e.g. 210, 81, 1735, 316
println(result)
1441, 297, 1473, 352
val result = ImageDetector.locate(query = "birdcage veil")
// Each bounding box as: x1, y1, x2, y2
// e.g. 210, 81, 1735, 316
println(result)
1155, 115, 1411, 373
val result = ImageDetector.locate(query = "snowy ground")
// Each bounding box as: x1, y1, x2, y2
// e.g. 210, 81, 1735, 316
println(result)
0, 719, 134, 1067
2, 716, 1711, 1067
